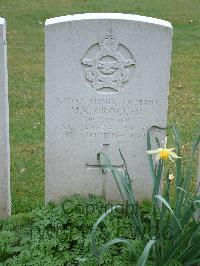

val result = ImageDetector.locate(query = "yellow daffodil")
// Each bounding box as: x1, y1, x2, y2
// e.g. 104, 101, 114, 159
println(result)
147, 137, 181, 162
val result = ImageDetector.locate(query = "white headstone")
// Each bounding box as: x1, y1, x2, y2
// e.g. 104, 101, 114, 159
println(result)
45, 13, 172, 203
0, 18, 11, 218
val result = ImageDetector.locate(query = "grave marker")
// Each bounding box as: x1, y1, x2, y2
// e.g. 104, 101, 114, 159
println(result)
45, 13, 173, 203
0, 18, 11, 218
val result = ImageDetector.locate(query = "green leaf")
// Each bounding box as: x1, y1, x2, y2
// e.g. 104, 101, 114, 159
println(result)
75, 257, 88, 262
193, 200, 200, 211
97, 152, 125, 200
97, 151, 144, 238
99, 238, 130, 254
176, 186, 188, 195
147, 127, 156, 185
185, 259, 200, 266
91, 205, 122, 261
136, 239, 156, 266
155, 195, 182, 231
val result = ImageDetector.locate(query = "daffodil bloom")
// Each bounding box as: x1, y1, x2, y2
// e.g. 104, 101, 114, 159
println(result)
169, 174, 175, 181
146, 137, 181, 162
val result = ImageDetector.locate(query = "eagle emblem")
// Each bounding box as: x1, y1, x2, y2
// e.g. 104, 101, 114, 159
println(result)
81, 31, 136, 93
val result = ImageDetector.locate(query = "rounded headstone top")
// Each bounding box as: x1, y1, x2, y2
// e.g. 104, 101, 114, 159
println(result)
45, 13, 172, 29
0, 17, 5, 25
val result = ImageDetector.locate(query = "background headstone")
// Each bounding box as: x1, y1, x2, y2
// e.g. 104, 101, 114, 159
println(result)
0, 18, 11, 218
45, 13, 172, 203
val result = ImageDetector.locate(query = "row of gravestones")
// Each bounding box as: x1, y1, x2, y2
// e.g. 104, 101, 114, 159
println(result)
1, 13, 197, 219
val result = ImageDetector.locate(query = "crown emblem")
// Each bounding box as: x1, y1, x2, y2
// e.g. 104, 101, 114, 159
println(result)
81, 31, 136, 93
99, 32, 118, 55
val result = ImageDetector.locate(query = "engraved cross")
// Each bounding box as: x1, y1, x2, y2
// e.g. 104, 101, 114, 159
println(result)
86, 144, 124, 199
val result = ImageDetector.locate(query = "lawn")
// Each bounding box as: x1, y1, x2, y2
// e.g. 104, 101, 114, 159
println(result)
0, 0, 199, 214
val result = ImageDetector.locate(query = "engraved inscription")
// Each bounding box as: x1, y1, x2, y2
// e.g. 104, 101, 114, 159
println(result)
54, 97, 159, 140
81, 30, 136, 93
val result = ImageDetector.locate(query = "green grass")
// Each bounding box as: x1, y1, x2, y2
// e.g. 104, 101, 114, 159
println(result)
0, 0, 199, 214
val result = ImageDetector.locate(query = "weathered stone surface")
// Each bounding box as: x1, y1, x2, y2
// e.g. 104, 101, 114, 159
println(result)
0, 18, 11, 218
45, 13, 173, 203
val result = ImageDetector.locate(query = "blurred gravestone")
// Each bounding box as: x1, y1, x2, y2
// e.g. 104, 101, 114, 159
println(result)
45, 13, 173, 203
0, 18, 11, 218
